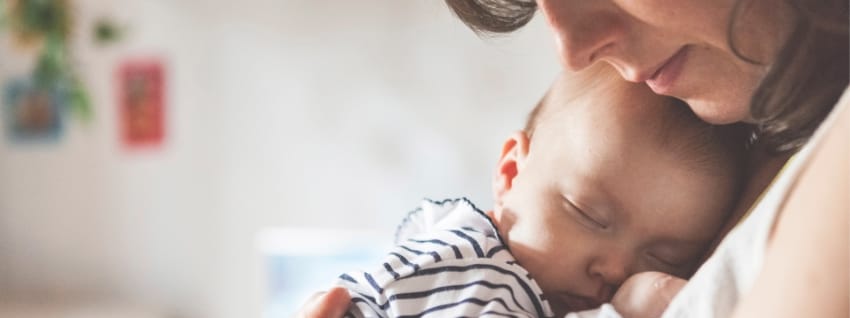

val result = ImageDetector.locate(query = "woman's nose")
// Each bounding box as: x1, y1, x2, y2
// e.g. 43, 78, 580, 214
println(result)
536, 0, 625, 71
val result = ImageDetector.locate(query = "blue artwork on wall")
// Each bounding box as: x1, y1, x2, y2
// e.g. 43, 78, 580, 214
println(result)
3, 77, 66, 143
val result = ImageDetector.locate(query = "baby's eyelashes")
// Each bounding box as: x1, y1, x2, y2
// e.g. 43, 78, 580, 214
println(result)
563, 196, 609, 229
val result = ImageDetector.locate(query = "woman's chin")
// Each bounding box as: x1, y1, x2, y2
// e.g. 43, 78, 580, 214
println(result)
685, 99, 753, 125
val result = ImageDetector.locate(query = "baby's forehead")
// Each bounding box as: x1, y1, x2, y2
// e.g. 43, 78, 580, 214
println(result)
541, 79, 677, 139
526, 65, 675, 141
533, 69, 718, 167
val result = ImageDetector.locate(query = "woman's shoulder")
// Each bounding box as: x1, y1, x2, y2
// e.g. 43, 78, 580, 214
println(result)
729, 86, 848, 318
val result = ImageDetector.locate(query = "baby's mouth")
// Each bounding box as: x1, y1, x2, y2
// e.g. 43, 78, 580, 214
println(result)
554, 292, 604, 314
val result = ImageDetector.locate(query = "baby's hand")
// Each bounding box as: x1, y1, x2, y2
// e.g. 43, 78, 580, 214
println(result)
610, 271, 686, 318
294, 286, 350, 318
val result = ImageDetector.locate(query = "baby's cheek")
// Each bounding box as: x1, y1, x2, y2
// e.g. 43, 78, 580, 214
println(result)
635, 254, 698, 279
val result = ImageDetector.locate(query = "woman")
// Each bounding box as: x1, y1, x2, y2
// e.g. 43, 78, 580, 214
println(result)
299, 0, 848, 316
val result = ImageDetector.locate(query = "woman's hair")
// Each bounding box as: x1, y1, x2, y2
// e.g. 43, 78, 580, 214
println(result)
444, 0, 536, 34
734, 0, 848, 152
445, 0, 849, 153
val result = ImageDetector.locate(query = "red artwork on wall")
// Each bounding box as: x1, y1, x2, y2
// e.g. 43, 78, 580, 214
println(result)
118, 59, 165, 147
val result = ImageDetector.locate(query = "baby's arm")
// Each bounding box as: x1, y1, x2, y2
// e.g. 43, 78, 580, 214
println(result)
610, 272, 687, 318
336, 231, 545, 317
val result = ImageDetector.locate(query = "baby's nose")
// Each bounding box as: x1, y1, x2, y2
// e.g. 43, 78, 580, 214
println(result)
588, 249, 633, 287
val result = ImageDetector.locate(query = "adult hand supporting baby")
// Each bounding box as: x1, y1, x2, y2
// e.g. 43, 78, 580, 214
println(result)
294, 286, 350, 318
611, 271, 687, 318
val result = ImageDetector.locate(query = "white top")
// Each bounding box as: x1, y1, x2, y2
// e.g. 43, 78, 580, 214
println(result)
337, 198, 554, 318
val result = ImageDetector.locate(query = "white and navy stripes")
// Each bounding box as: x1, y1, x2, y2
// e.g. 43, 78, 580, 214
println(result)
337, 198, 554, 318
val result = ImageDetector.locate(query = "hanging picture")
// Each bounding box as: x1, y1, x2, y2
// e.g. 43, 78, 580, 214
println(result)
118, 59, 165, 147
3, 77, 66, 143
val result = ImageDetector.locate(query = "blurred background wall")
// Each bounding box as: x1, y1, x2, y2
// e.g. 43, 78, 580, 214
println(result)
0, 0, 558, 317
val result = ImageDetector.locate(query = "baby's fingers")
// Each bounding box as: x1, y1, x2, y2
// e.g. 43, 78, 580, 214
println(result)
295, 286, 351, 318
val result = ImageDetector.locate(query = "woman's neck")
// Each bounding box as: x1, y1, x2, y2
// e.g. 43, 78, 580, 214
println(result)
703, 146, 794, 259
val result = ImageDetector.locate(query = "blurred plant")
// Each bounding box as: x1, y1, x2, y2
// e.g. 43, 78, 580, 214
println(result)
8, 0, 71, 46
0, 2, 7, 29
2, 0, 92, 121
93, 17, 122, 45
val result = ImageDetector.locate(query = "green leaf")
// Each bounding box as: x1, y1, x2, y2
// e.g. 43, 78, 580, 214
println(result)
16, 0, 70, 41
68, 79, 93, 122
94, 18, 122, 45
33, 33, 68, 85
0, 2, 8, 29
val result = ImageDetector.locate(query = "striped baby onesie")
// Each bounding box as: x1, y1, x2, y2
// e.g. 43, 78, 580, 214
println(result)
337, 198, 554, 318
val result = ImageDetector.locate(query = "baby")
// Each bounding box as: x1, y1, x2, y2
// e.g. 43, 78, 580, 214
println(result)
337, 65, 744, 318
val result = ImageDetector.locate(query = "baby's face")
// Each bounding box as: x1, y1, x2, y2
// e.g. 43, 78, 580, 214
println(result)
491, 78, 731, 316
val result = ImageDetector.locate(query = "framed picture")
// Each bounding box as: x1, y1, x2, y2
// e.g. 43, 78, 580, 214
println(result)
3, 77, 65, 143
118, 59, 165, 147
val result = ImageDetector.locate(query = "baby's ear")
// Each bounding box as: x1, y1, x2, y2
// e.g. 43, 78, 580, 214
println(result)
492, 131, 530, 201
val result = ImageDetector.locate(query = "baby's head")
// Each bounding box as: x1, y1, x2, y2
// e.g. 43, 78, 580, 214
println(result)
489, 65, 745, 316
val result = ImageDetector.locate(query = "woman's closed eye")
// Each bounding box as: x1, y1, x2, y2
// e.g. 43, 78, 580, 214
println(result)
565, 197, 608, 229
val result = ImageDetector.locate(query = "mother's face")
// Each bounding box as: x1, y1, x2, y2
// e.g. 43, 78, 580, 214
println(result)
537, 0, 792, 124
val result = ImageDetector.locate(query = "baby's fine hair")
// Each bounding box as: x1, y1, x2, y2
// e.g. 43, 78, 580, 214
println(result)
524, 66, 748, 214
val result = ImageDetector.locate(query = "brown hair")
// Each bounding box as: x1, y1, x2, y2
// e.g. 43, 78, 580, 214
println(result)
445, 0, 849, 153
733, 0, 849, 152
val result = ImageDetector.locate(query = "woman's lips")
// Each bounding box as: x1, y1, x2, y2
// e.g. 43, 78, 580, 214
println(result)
646, 47, 689, 95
